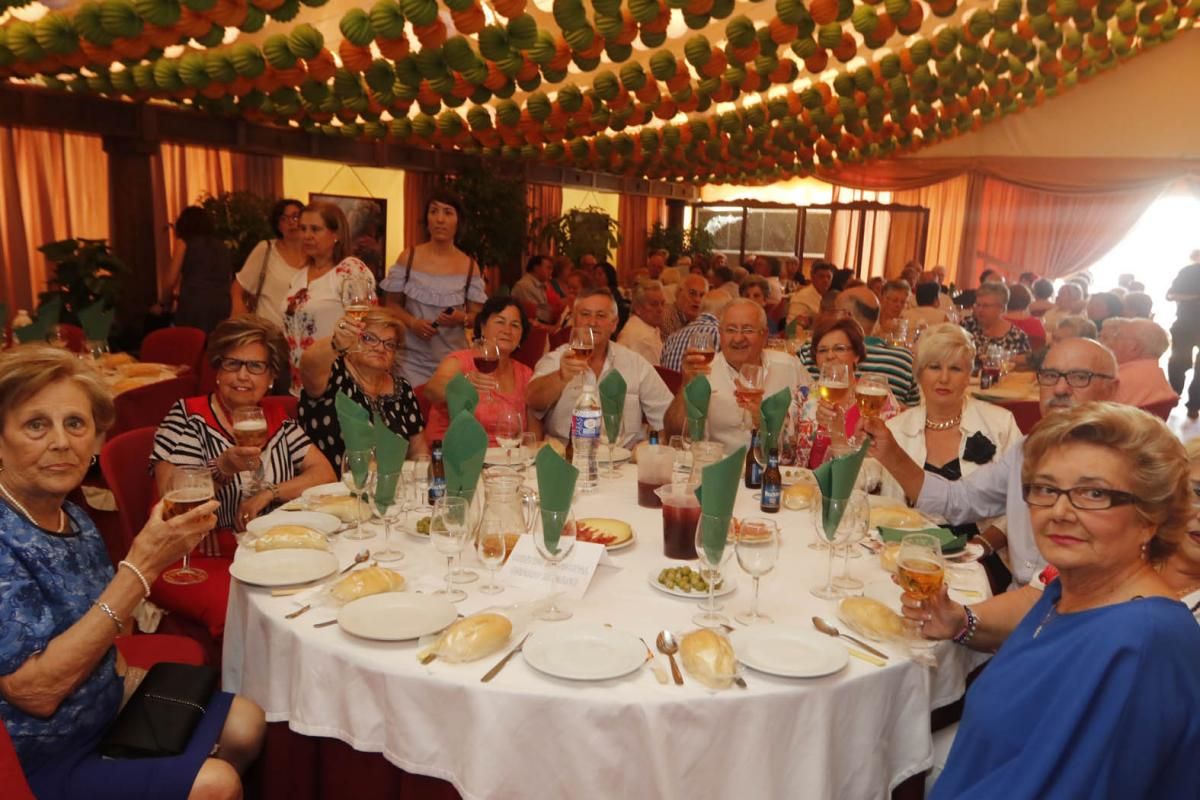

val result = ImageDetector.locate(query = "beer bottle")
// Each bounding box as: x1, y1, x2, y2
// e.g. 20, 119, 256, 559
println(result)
428, 440, 447, 505
744, 429, 762, 489
761, 448, 782, 514
647, 429, 659, 445
564, 426, 574, 464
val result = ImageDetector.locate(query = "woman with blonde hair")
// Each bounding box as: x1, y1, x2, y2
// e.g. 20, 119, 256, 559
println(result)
1159, 437, 1200, 614
282, 201, 377, 392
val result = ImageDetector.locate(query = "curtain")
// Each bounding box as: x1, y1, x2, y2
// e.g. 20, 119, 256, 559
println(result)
152, 142, 234, 294
232, 152, 283, 200
0, 128, 108, 312
888, 174, 971, 284
526, 182, 563, 256
615, 193, 665, 282
402, 171, 438, 252
825, 186, 892, 277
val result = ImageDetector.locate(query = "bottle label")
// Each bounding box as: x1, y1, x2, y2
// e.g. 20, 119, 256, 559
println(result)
571, 410, 601, 441
428, 478, 446, 504
762, 484, 781, 509
747, 462, 762, 487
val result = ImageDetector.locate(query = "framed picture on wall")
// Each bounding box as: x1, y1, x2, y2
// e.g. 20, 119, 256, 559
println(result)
309, 193, 387, 283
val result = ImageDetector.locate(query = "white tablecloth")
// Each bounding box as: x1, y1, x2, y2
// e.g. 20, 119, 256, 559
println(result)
223, 466, 991, 800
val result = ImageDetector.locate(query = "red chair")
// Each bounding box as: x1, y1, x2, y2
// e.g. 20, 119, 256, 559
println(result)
655, 365, 683, 395
0, 721, 35, 800
140, 326, 207, 372
196, 355, 219, 395
1002, 399, 1043, 434
262, 394, 299, 420
115, 632, 206, 668
111, 375, 194, 437
512, 326, 549, 369
548, 327, 571, 351
1140, 396, 1179, 421
99, 427, 158, 561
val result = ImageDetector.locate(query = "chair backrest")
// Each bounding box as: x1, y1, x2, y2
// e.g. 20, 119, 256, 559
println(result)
512, 326, 549, 370
115, 633, 205, 668
0, 720, 34, 800
548, 327, 571, 351
262, 394, 299, 420
99, 427, 159, 559
1004, 399, 1043, 435
196, 355, 219, 395
1140, 397, 1178, 422
110, 376, 194, 438
140, 326, 208, 371
655, 365, 683, 395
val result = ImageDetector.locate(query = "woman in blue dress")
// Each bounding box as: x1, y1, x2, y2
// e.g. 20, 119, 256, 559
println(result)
904, 402, 1200, 798
0, 346, 265, 799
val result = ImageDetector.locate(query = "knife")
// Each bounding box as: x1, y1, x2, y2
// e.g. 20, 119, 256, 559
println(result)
480, 633, 530, 683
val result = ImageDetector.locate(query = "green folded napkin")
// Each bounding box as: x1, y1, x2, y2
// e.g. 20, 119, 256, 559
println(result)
535, 444, 578, 555
598, 369, 627, 444
336, 391, 375, 454
446, 372, 479, 419
813, 437, 870, 538
758, 387, 791, 457
372, 426, 410, 512
785, 316, 799, 339
694, 445, 745, 564
878, 526, 967, 554
37, 294, 63, 326
444, 409, 488, 501
13, 296, 61, 344
683, 375, 711, 442
78, 300, 115, 342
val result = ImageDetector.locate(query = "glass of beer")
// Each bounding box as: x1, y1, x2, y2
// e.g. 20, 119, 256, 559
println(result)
736, 363, 766, 430
161, 466, 215, 586
231, 406, 268, 492
341, 277, 372, 323
897, 532, 945, 639
567, 326, 595, 386
854, 374, 889, 420
685, 326, 719, 368
818, 362, 851, 446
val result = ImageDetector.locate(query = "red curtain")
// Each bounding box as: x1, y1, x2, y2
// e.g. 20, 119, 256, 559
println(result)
403, 171, 437, 252
616, 193, 665, 282
232, 152, 283, 200
526, 182, 563, 256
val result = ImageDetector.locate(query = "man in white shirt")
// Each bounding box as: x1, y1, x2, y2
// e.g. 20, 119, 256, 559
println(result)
903, 281, 950, 328
527, 287, 673, 445
788, 261, 834, 329
617, 280, 666, 366
511, 255, 554, 323
663, 299, 812, 455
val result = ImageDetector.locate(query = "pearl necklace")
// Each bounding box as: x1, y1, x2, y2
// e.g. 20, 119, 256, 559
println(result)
0, 471, 65, 533
925, 414, 962, 431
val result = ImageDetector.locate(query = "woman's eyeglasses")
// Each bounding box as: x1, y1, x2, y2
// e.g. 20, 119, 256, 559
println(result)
815, 344, 852, 357
218, 358, 269, 375
360, 331, 399, 352
1022, 483, 1139, 510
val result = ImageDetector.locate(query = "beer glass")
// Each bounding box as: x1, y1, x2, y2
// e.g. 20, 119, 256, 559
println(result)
161, 466, 215, 586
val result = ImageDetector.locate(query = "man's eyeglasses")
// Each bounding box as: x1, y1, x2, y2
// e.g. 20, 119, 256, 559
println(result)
1022, 483, 1140, 510
1035, 369, 1114, 388
721, 325, 762, 336
360, 331, 399, 352
816, 344, 853, 357
218, 358, 269, 375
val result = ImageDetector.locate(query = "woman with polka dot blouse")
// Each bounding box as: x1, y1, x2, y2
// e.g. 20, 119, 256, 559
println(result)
298, 307, 428, 470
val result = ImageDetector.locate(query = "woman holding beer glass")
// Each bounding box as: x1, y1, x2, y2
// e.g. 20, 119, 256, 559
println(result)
0, 346, 266, 799
153, 317, 335, 636
910, 403, 1200, 798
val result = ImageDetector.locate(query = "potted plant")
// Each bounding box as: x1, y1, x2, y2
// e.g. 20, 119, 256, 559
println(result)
199, 191, 277, 270
533, 207, 621, 266
435, 166, 529, 288
647, 222, 715, 262
37, 238, 129, 324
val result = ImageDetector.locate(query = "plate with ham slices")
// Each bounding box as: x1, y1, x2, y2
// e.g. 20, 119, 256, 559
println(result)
575, 518, 635, 552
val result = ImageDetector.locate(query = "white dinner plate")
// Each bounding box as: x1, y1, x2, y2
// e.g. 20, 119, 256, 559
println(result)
337, 593, 458, 641
246, 510, 342, 536
730, 625, 849, 678
301, 482, 350, 500
647, 566, 736, 599
945, 541, 985, 564
229, 549, 339, 587
522, 625, 646, 681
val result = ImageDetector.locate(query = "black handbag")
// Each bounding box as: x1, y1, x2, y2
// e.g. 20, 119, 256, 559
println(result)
98, 662, 219, 759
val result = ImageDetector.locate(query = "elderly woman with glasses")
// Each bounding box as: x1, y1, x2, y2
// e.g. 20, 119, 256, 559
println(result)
299, 307, 428, 470
152, 316, 336, 638
905, 403, 1200, 798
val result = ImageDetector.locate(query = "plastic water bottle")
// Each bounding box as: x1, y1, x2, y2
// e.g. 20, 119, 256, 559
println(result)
571, 373, 602, 493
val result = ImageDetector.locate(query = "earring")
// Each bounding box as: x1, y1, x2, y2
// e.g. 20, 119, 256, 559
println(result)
1141, 540, 1149, 558
91, 455, 98, 466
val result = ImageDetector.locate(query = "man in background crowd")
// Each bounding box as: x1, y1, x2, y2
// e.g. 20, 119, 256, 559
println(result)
617, 279, 666, 366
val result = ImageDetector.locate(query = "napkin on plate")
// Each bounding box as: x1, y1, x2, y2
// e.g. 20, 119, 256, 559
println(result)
812, 438, 869, 538
444, 409, 488, 501
534, 444, 578, 555
598, 369, 627, 443
878, 526, 967, 554
446, 372, 479, 419
683, 374, 711, 442
78, 299, 115, 343
694, 445, 746, 564
372, 426, 410, 512
758, 387, 792, 456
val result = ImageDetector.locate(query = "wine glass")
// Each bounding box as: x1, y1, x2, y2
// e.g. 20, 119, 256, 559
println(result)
518, 432, 538, 480
430, 496, 470, 602
809, 490, 868, 599
832, 505, 867, 591
494, 406, 523, 467
369, 470, 406, 562
693, 514, 734, 628
854, 374, 889, 421
567, 327, 595, 387
818, 362, 852, 449
686, 326, 718, 368
231, 406, 268, 493
472, 338, 501, 399
668, 434, 691, 485
161, 466, 214, 585
736, 363, 766, 430
534, 508, 577, 621
341, 449, 376, 541
411, 454, 431, 508
896, 533, 945, 636
341, 277, 372, 323
601, 404, 623, 479
735, 518, 779, 625
476, 516, 508, 595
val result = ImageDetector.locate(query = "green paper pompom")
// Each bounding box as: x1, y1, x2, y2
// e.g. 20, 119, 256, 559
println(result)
401, 0, 438, 27
133, 0, 181, 29
370, 1, 407, 39
287, 23, 325, 60
99, 0, 144, 40
340, 9, 375, 47
33, 13, 79, 57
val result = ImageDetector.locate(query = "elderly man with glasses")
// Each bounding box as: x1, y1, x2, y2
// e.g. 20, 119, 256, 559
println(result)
862, 337, 1121, 592
663, 299, 812, 454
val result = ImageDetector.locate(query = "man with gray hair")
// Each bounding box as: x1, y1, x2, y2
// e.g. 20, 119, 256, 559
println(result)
1105, 318, 1178, 408
659, 273, 708, 340
663, 298, 812, 454
660, 290, 730, 372
617, 279, 666, 365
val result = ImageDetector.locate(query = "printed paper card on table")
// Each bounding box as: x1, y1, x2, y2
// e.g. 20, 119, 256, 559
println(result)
498, 537, 612, 601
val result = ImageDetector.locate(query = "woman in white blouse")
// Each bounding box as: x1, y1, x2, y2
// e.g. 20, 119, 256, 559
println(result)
230, 198, 306, 328
282, 202, 377, 393
880, 324, 1022, 582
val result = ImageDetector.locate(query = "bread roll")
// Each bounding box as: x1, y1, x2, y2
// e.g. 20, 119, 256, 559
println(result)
119, 362, 165, 377
330, 566, 405, 602
429, 613, 513, 663
839, 596, 907, 641
253, 525, 329, 552
111, 376, 157, 394
679, 628, 737, 689
870, 506, 929, 530
313, 495, 371, 522
99, 352, 134, 368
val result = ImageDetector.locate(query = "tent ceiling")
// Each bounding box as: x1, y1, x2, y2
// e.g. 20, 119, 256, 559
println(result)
0, 0, 1194, 184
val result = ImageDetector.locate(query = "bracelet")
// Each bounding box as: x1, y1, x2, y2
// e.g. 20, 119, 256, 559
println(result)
952, 605, 979, 646
94, 601, 124, 634
118, 560, 152, 598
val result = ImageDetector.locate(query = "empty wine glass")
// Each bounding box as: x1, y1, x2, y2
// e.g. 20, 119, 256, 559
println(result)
476, 516, 508, 595
735, 518, 779, 625
809, 490, 868, 599
693, 514, 734, 628
601, 404, 623, 479
341, 449, 376, 541
341, 277, 372, 323
494, 407, 523, 467
534, 507, 576, 621
519, 432, 538, 480
161, 466, 214, 586
369, 470, 406, 562
411, 454, 431, 507
431, 496, 470, 602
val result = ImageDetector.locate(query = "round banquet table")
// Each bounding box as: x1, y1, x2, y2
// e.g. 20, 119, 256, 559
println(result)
223, 464, 991, 800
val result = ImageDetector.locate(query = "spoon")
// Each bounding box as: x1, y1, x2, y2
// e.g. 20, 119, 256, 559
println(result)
285, 550, 370, 619
656, 630, 684, 685
811, 616, 889, 660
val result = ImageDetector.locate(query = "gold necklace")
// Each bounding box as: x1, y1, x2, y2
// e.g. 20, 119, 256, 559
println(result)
0, 471, 65, 532
925, 414, 962, 431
